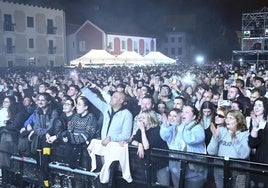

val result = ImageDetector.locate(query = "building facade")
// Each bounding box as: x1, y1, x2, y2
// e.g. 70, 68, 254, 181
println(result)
106, 33, 155, 56
66, 20, 156, 63
161, 30, 191, 63
0, 1, 66, 67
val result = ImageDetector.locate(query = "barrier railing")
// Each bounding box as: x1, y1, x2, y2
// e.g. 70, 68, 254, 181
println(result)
134, 147, 268, 188
9, 155, 100, 188
4, 146, 268, 188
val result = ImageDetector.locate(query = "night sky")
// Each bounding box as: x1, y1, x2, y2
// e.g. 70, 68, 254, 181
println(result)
7, 0, 268, 60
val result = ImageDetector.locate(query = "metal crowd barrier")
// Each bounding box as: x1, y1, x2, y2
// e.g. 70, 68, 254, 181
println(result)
9, 155, 100, 188
5, 146, 268, 188
112, 146, 268, 188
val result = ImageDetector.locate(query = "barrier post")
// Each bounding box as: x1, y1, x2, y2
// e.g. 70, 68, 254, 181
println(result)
223, 157, 232, 188
179, 160, 187, 188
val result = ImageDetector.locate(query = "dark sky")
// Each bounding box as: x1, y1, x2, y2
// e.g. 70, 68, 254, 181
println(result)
9, 0, 268, 60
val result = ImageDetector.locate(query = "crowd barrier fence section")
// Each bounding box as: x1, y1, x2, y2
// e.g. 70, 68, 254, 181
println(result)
4, 146, 268, 188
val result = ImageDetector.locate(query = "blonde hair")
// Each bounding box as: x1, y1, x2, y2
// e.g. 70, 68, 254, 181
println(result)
142, 109, 159, 128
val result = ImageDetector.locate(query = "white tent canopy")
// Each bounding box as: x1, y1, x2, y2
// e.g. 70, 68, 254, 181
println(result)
70, 49, 116, 65
116, 51, 144, 64
144, 51, 176, 64
70, 49, 176, 66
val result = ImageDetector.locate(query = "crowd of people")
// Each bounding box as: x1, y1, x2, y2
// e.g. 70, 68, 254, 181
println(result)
0, 62, 268, 188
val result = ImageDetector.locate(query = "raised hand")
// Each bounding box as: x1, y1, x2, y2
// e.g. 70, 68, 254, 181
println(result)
210, 122, 220, 140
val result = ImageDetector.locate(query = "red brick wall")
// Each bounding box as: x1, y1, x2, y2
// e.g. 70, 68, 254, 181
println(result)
76, 22, 103, 55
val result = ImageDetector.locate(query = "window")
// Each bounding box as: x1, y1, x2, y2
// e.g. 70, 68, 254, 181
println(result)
107, 42, 113, 50
49, 60, 54, 67
79, 41, 86, 52
171, 37, 175, 43
171, 48, 175, 55
47, 19, 56, 34
4, 14, 15, 31
134, 41, 138, 52
178, 47, 182, 55
6, 38, 14, 53
121, 40, 126, 50
8, 61, 13, 68
48, 40, 56, 54
27, 17, 34, 28
178, 37, 182, 43
145, 43, 149, 53
29, 38, 34, 48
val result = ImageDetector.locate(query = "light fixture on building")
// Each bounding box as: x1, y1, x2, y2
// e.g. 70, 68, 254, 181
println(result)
243, 30, 250, 37
265, 29, 268, 37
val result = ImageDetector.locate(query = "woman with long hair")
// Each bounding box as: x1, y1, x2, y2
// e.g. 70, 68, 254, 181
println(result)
0, 96, 16, 128
205, 106, 228, 187
131, 109, 169, 186
161, 104, 207, 188
208, 110, 250, 188
248, 97, 268, 187
199, 101, 216, 146
0, 95, 29, 186
248, 97, 268, 162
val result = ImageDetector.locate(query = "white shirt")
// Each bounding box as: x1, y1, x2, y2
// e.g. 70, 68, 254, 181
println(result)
0, 108, 8, 127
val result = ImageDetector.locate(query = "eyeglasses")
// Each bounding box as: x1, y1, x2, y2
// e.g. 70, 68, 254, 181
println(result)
216, 113, 225, 118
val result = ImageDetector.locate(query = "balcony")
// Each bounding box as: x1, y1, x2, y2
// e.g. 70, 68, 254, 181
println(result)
4, 23, 16, 31
47, 26, 57, 35
6, 45, 15, 54
48, 47, 56, 54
